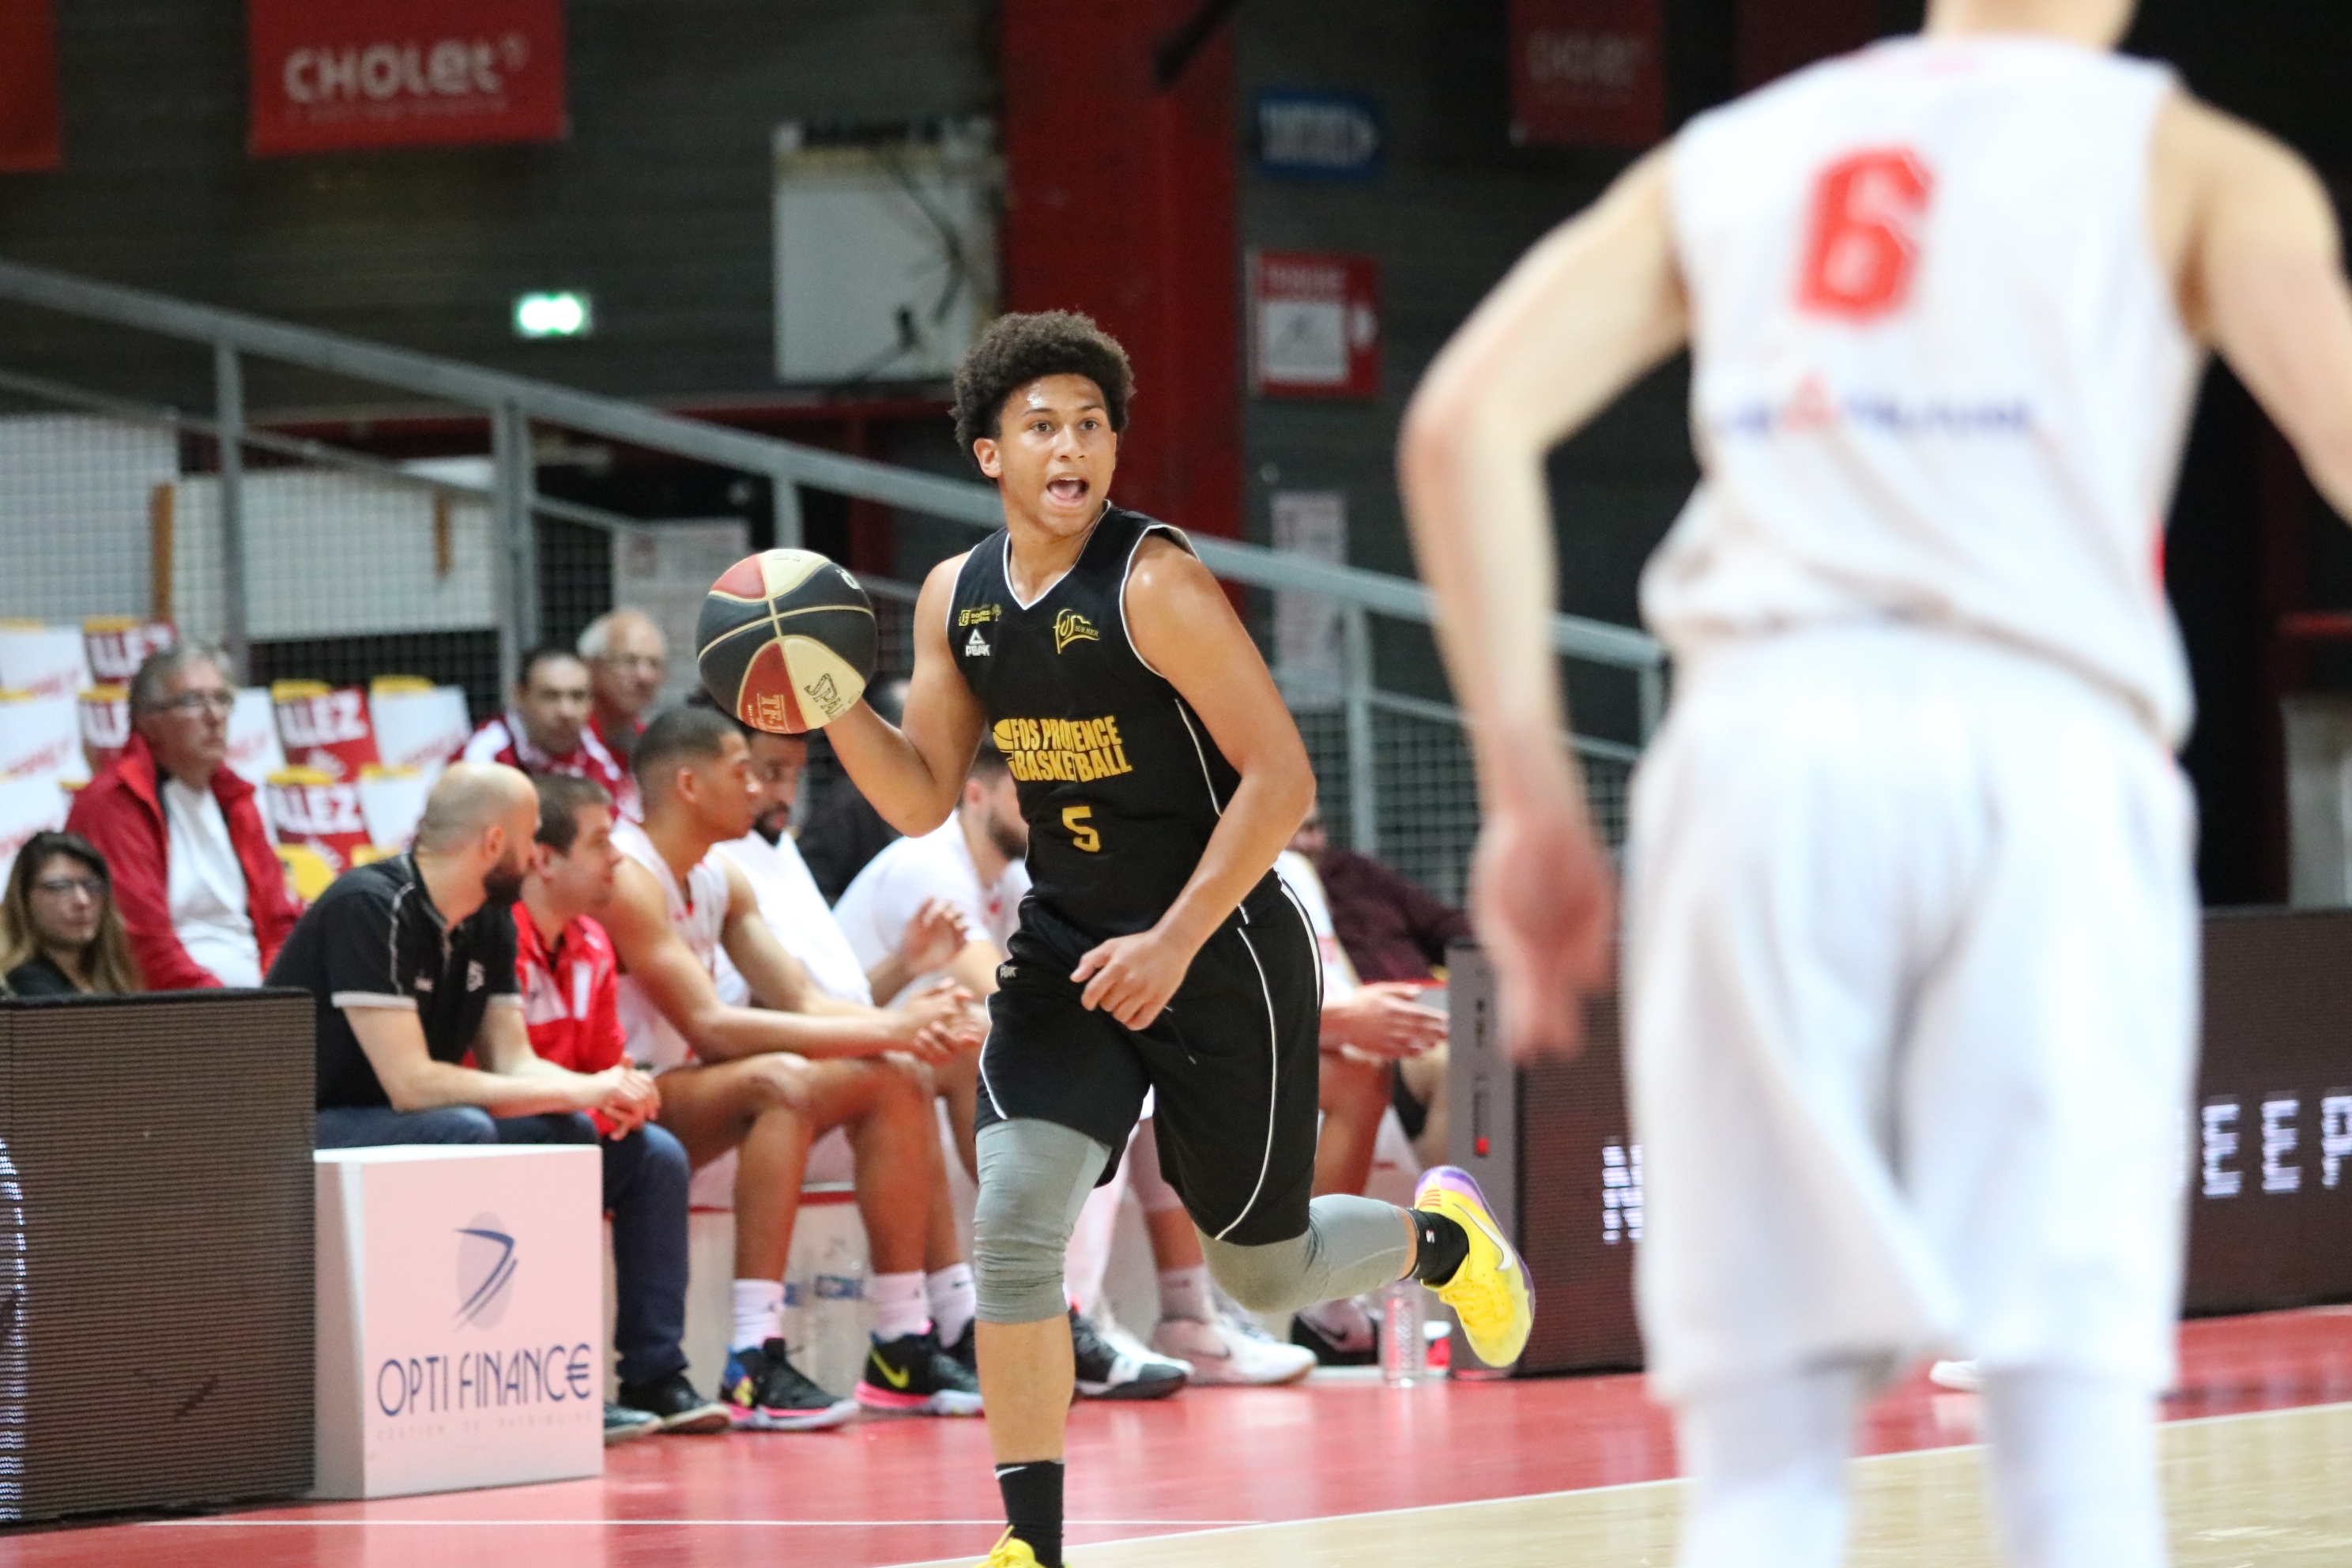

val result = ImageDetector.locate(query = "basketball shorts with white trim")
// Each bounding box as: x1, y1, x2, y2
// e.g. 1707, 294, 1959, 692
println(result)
1625, 624, 2199, 1406
975, 878, 1322, 1248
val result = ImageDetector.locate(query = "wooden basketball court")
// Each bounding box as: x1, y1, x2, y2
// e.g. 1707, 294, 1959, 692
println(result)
11, 1305, 2349, 1568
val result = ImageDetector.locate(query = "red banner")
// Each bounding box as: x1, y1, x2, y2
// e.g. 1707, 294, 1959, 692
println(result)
1509, 0, 1664, 150
271, 680, 380, 782
247, 0, 565, 158
0, 0, 60, 174
1250, 253, 1380, 401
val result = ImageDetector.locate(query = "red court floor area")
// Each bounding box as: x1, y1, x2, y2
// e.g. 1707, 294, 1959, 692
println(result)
10, 1307, 2352, 1568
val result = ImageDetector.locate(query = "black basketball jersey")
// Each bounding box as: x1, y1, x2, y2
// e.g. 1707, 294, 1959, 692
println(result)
948, 506, 1264, 937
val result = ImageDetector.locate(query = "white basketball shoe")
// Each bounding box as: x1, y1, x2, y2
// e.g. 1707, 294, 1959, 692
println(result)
1152, 1308, 1317, 1386
1928, 1359, 1983, 1393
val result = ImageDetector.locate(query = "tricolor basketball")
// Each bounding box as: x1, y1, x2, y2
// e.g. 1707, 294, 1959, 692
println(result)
695, 548, 876, 733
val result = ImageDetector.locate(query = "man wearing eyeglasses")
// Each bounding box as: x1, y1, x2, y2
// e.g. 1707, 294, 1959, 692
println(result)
578, 608, 668, 769
65, 643, 300, 990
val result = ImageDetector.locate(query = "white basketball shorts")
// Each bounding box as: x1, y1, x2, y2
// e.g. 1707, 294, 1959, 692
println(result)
1624, 624, 2199, 1405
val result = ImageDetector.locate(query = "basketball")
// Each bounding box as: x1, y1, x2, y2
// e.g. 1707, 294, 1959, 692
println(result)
695, 548, 877, 733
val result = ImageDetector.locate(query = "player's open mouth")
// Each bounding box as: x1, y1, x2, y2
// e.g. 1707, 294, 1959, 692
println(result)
1047, 477, 1089, 503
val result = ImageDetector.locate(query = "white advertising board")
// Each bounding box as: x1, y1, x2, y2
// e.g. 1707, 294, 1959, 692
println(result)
314, 1145, 602, 1499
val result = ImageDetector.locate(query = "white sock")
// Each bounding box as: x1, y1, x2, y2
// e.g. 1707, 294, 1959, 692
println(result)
928, 1264, 978, 1346
1158, 1265, 1214, 1325
732, 1278, 784, 1352
1983, 1368, 2166, 1568
1675, 1361, 1861, 1568
871, 1271, 931, 1342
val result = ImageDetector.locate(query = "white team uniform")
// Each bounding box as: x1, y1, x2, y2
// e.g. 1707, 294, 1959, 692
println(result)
834, 820, 1030, 1004
613, 819, 730, 1072
712, 830, 874, 1007
1631, 36, 2202, 1404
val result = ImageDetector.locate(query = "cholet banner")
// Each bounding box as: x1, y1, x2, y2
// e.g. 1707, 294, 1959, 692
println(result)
247, 0, 566, 157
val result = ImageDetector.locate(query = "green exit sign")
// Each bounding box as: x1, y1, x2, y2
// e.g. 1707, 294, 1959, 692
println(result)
513, 291, 593, 339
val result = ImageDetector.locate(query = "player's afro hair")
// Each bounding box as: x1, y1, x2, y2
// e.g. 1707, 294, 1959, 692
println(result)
952, 311, 1135, 470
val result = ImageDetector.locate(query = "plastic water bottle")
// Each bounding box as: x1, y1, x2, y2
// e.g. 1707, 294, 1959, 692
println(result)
1380, 1280, 1427, 1386
808, 1231, 868, 1395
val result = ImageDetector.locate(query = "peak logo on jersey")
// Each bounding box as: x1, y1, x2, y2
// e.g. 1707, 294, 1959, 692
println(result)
1053, 609, 1101, 654
966, 630, 992, 657
958, 605, 1003, 627
993, 715, 1135, 785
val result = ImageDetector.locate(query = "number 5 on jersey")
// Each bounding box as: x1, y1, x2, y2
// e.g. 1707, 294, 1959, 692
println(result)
1062, 804, 1101, 854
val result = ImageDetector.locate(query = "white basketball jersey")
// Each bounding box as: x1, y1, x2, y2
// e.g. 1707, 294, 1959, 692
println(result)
1645, 37, 2200, 743
613, 817, 729, 1069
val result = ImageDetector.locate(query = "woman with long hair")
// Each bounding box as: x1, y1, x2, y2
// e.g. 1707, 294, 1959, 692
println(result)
0, 831, 141, 997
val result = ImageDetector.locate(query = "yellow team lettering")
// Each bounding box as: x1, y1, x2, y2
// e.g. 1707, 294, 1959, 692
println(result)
992, 713, 1135, 786
1062, 804, 1101, 854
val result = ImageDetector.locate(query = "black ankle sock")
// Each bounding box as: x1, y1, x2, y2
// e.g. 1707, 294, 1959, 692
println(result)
1409, 1208, 1470, 1287
996, 1460, 1065, 1566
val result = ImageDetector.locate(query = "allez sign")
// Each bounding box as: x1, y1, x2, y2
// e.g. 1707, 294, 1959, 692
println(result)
1508, 0, 1664, 149
247, 0, 565, 157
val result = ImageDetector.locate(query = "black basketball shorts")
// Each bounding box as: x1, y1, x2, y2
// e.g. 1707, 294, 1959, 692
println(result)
974, 876, 1324, 1249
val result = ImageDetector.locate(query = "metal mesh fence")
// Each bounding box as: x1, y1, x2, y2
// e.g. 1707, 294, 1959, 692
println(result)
0, 319, 1650, 910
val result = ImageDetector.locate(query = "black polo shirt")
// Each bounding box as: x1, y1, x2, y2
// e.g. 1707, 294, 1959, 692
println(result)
266, 853, 520, 1110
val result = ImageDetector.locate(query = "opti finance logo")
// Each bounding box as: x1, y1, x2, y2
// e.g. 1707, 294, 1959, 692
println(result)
454, 1215, 518, 1329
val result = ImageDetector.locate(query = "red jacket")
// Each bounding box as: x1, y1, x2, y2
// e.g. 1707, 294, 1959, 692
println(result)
66, 733, 301, 990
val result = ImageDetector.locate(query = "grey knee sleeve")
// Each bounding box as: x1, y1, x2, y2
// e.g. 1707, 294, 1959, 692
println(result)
1200, 1194, 1410, 1314
972, 1118, 1111, 1325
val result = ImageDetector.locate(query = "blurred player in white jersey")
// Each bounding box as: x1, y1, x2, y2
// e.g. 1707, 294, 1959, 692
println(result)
1401, 0, 2352, 1563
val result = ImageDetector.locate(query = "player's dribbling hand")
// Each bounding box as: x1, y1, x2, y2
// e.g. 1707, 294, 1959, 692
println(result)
1072, 928, 1196, 1031
1472, 796, 1615, 1061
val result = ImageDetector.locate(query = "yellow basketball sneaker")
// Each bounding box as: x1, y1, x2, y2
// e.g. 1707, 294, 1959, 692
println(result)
976, 1528, 1062, 1566
1412, 1165, 1534, 1367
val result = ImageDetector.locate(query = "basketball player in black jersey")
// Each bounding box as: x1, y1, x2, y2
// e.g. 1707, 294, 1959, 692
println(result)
827, 312, 1532, 1568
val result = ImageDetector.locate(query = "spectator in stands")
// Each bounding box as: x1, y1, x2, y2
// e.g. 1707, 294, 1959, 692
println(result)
514, 775, 730, 1443
68, 643, 300, 990
0, 831, 141, 997
799, 677, 909, 903
601, 707, 985, 1429
271, 761, 659, 1150
1290, 801, 1470, 983
463, 643, 638, 817
579, 609, 668, 767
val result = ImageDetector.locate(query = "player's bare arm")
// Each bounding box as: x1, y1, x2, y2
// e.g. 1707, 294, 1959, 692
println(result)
470, 1001, 658, 1133
863, 895, 976, 1004
1397, 149, 1686, 1058
827, 552, 990, 835
601, 854, 949, 1063
346, 1004, 630, 1118
714, 858, 974, 1062
1069, 536, 1316, 1030
2157, 94, 2352, 516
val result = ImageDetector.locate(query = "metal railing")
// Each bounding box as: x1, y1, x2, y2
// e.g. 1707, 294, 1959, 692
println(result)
0, 255, 1665, 899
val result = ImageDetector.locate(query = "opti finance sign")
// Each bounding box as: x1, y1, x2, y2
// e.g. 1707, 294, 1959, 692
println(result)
247, 0, 565, 157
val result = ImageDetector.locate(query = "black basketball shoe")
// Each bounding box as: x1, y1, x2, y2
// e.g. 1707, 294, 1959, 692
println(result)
714, 1340, 858, 1431
1072, 1306, 1188, 1400
614, 1370, 734, 1435
857, 1329, 986, 1415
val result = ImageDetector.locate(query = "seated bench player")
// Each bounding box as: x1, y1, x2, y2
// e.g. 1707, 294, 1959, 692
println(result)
514, 773, 732, 1440
600, 708, 986, 1426
702, 704, 986, 1367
